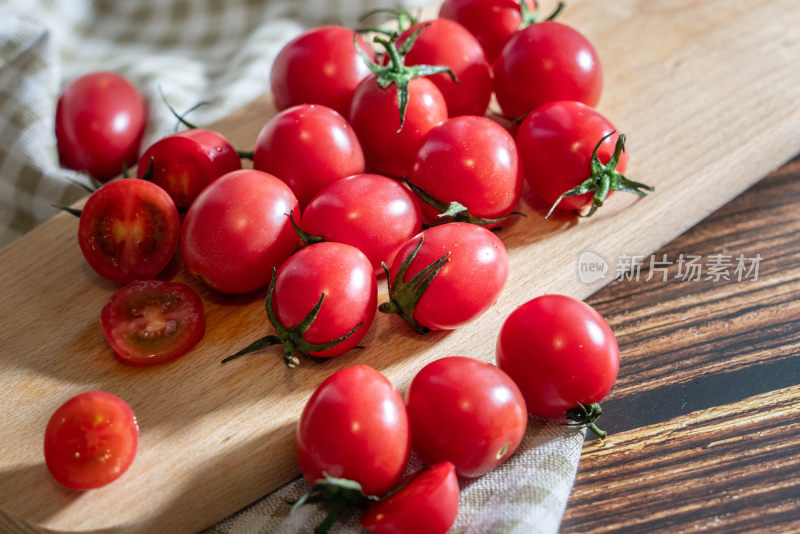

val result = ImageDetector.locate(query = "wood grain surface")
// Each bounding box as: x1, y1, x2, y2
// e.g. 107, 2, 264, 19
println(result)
2, 0, 800, 532
562, 158, 800, 533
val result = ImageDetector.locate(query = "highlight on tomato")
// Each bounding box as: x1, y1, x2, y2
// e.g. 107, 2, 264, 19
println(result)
101, 280, 205, 366
222, 242, 377, 368
381, 223, 509, 333
252, 104, 365, 208
181, 169, 300, 294
77, 178, 180, 284
405, 356, 527, 477
299, 173, 422, 274
56, 71, 147, 181
496, 294, 620, 437
137, 128, 241, 209
360, 462, 459, 534
44, 391, 139, 490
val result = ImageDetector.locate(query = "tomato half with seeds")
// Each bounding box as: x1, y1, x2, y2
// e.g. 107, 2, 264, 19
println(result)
56, 72, 147, 181
496, 294, 619, 419
137, 129, 241, 209
78, 179, 180, 284
44, 391, 139, 490
405, 356, 527, 477
101, 280, 205, 366
296, 365, 410, 496
360, 462, 459, 534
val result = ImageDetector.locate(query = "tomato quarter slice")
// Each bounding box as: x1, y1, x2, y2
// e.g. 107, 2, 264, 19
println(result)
101, 280, 205, 366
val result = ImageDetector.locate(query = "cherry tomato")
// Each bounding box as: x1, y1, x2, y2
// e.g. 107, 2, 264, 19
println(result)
253, 104, 365, 208
360, 462, 459, 534
384, 223, 509, 332
270, 26, 376, 119
78, 179, 180, 284
496, 294, 619, 418
56, 72, 147, 181
295, 365, 410, 496
44, 391, 139, 490
405, 356, 527, 477
181, 169, 299, 294
516, 100, 628, 213
272, 242, 377, 358
101, 280, 205, 366
301, 174, 422, 274
350, 75, 448, 179
398, 19, 492, 117
439, 0, 536, 63
137, 129, 241, 209
409, 115, 521, 225
493, 22, 602, 118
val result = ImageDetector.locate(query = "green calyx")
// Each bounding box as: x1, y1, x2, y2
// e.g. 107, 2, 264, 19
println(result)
565, 401, 607, 439
378, 235, 449, 334
221, 268, 363, 368
355, 24, 458, 132
288, 210, 325, 246
520, 0, 566, 27
546, 131, 655, 219
406, 180, 524, 227
291, 473, 379, 534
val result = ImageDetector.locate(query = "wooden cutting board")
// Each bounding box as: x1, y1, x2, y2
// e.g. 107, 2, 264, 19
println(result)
2, 0, 799, 532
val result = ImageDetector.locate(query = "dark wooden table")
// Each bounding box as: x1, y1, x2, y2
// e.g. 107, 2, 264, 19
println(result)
561, 157, 800, 532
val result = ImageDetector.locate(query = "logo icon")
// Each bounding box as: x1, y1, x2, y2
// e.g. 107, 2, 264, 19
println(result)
577, 251, 609, 284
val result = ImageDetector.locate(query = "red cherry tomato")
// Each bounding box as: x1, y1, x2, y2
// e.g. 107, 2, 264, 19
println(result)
137, 129, 241, 209
181, 169, 299, 294
516, 100, 627, 213
253, 104, 365, 208
56, 72, 147, 181
405, 356, 527, 477
409, 115, 521, 225
496, 294, 619, 418
272, 242, 377, 358
439, 0, 536, 63
493, 21, 602, 118
78, 179, 180, 284
385, 223, 509, 331
44, 391, 139, 490
295, 365, 410, 496
301, 174, 422, 274
101, 280, 205, 366
360, 462, 459, 534
398, 19, 493, 117
350, 76, 448, 179
270, 26, 376, 119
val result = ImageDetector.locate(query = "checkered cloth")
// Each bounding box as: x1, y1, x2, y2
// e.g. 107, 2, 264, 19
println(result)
0, 1, 585, 532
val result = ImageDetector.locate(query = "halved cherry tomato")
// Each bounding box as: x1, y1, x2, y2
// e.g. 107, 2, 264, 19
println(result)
101, 280, 205, 366
44, 391, 139, 490
137, 129, 241, 209
405, 356, 527, 477
360, 462, 459, 534
270, 26, 376, 119
439, 0, 537, 63
301, 173, 422, 274
78, 179, 180, 284
398, 19, 493, 117
493, 21, 602, 118
253, 104, 364, 208
496, 294, 619, 419
181, 169, 300, 294
56, 72, 147, 181
295, 365, 410, 496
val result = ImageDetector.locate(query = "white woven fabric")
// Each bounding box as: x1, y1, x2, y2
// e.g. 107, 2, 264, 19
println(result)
0, 2, 585, 532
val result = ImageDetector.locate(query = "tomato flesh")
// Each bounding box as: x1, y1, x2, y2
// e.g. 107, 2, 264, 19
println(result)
44, 391, 139, 490
101, 280, 205, 366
